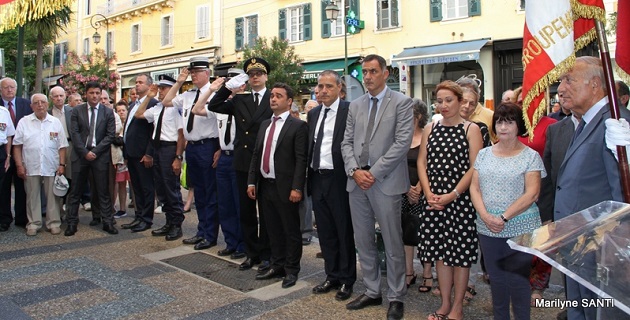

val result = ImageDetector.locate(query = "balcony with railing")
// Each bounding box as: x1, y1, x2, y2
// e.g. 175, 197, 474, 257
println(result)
95, 0, 175, 21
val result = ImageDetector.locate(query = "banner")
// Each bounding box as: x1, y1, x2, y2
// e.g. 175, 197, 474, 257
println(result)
616, 0, 630, 79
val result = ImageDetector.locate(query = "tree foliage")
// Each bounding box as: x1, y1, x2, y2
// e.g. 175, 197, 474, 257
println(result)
0, 28, 40, 92
59, 48, 120, 96
240, 37, 304, 94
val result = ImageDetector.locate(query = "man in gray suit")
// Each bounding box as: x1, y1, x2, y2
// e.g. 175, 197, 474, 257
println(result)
554, 56, 630, 320
341, 54, 413, 320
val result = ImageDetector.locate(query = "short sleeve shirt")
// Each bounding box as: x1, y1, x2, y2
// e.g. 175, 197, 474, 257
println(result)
144, 102, 183, 142
0, 106, 15, 144
13, 114, 68, 176
171, 82, 218, 141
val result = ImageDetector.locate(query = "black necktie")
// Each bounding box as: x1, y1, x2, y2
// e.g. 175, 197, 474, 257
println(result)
570, 120, 586, 147
186, 89, 201, 133
359, 98, 378, 167
224, 114, 233, 145
254, 93, 259, 106
312, 108, 330, 170
153, 106, 166, 144
86, 106, 96, 148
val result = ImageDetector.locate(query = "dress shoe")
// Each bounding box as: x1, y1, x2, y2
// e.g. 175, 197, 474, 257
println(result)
239, 258, 261, 270
182, 235, 204, 244
49, 227, 62, 235
102, 223, 119, 234
230, 251, 246, 259
312, 280, 341, 294
257, 260, 271, 273
130, 221, 151, 232
335, 284, 353, 301
282, 274, 298, 288
89, 218, 101, 226
255, 268, 286, 280
194, 239, 217, 250
151, 224, 171, 236
386, 301, 404, 320
217, 248, 236, 256
315, 252, 324, 259
0, 223, 9, 232
64, 225, 77, 236
121, 219, 141, 229
302, 236, 312, 246
165, 225, 183, 241
346, 294, 382, 310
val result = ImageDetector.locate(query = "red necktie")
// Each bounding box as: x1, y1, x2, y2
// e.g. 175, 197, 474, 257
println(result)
8, 101, 16, 126
262, 116, 280, 174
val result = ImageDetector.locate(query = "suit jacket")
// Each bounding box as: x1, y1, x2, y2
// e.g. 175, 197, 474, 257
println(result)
0, 96, 32, 125
48, 105, 73, 132
554, 104, 630, 220
123, 98, 157, 159
537, 116, 575, 222
208, 87, 273, 172
70, 103, 115, 168
306, 100, 350, 196
248, 115, 308, 202
341, 87, 414, 196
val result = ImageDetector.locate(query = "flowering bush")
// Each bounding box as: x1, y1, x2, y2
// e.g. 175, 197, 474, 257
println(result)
59, 48, 120, 95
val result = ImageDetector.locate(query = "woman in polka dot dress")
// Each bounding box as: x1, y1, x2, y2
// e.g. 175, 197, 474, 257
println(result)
417, 80, 483, 320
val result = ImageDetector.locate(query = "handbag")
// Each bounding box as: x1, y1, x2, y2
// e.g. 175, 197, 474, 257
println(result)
401, 211, 421, 246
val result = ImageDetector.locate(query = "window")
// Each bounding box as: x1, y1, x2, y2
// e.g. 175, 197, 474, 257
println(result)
322, 0, 359, 38
430, 0, 481, 22
196, 5, 210, 39
53, 42, 68, 66
279, 4, 311, 42
85, 0, 91, 16
161, 15, 173, 46
519, 0, 525, 10
332, 0, 346, 36
131, 24, 141, 52
235, 15, 258, 51
83, 38, 90, 56
377, 0, 399, 29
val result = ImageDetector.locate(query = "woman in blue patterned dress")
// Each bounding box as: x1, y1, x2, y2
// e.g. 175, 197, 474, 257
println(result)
418, 81, 483, 320
470, 102, 546, 320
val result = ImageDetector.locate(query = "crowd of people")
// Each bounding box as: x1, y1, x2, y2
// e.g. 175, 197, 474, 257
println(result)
1, 54, 630, 320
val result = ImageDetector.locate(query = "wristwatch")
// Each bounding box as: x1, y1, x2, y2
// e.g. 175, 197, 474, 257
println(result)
500, 214, 509, 223
175, 155, 183, 161
348, 167, 359, 177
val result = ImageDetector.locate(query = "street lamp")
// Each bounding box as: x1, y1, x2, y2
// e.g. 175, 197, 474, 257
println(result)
90, 13, 109, 58
325, 1, 348, 76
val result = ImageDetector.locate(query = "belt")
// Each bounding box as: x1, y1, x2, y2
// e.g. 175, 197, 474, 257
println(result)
221, 150, 234, 156
361, 165, 371, 170
313, 168, 334, 175
155, 141, 177, 146
188, 137, 218, 145
262, 178, 275, 184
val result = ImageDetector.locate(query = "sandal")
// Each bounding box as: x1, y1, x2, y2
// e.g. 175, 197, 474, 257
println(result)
418, 276, 433, 293
406, 273, 417, 288
531, 289, 544, 307
463, 285, 477, 305
428, 312, 447, 320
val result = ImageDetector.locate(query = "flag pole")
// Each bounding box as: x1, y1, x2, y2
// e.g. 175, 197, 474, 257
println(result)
595, 20, 630, 202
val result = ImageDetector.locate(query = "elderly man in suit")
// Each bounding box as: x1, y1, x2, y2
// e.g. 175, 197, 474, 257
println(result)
308, 70, 356, 301
64, 81, 117, 236
247, 83, 307, 288
341, 54, 413, 320
554, 56, 630, 320
0, 77, 32, 231
48, 86, 73, 211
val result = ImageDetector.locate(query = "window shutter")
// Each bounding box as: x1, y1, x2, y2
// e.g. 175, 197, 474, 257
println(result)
350, 0, 360, 18
376, 1, 381, 29
235, 17, 244, 51
249, 15, 258, 47
303, 3, 312, 41
391, 0, 399, 27
321, 1, 331, 38
279, 9, 287, 40
469, 0, 481, 16
430, 0, 442, 22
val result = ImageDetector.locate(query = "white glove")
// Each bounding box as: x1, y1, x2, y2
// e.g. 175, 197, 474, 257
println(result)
225, 73, 249, 90
604, 118, 630, 162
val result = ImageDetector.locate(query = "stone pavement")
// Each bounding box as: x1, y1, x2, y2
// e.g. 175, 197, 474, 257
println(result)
0, 202, 568, 319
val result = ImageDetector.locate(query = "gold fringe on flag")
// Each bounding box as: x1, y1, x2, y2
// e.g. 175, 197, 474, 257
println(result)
0, 0, 74, 32
570, 0, 606, 21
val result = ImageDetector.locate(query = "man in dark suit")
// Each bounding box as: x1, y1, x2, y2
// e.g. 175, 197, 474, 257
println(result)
308, 70, 356, 301
64, 81, 117, 236
247, 83, 307, 288
554, 56, 630, 320
0, 77, 32, 231
208, 57, 273, 272
120, 73, 157, 232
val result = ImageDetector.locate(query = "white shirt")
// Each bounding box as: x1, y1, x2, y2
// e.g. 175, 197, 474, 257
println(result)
144, 102, 183, 142
311, 98, 339, 170
86, 103, 100, 148
172, 82, 219, 141
581, 97, 608, 129
124, 97, 142, 142
260, 111, 289, 179
252, 88, 267, 106
0, 106, 15, 144
51, 105, 69, 138
217, 113, 235, 151
13, 113, 68, 176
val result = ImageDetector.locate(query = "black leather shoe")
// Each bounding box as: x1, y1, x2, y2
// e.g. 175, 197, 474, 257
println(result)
230, 251, 246, 259
182, 235, 204, 244
239, 258, 261, 270
255, 268, 285, 280
282, 274, 298, 288
64, 225, 77, 236
386, 301, 404, 320
217, 248, 236, 256
312, 280, 341, 294
335, 284, 353, 301
102, 223, 118, 235
0, 223, 9, 232
151, 224, 171, 236
346, 294, 382, 310
130, 221, 151, 232
165, 225, 183, 241
194, 239, 217, 250
121, 219, 141, 229
257, 260, 271, 273
89, 218, 101, 226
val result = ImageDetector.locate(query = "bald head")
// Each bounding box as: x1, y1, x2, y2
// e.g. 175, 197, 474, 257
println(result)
49, 86, 66, 109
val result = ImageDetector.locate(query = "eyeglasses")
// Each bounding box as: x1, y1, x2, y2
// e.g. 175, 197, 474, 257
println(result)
247, 71, 265, 77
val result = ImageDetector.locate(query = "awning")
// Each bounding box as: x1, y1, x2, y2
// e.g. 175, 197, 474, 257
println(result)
43, 74, 64, 86
301, 57, 360, 80
392, 39, 489, 67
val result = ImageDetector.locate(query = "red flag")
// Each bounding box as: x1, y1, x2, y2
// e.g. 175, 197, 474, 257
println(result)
617, 0, 630, 78
0, 0, 16, 4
